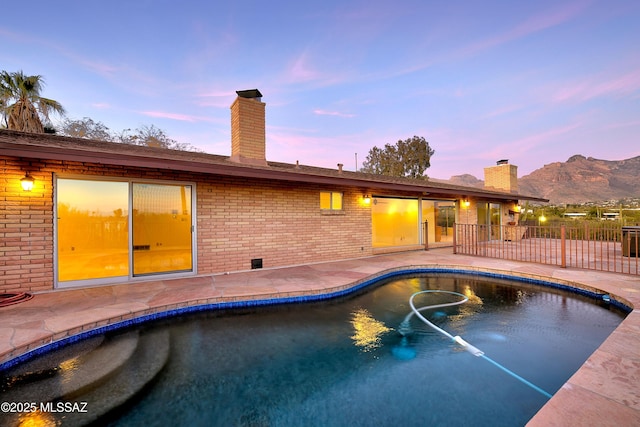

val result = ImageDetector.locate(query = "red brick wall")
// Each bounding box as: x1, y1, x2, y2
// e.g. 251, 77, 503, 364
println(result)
1, 157, 54, 293
1, 156, 372, 292
197, 178, 372, 273
230, 96, 267, 165
484, 164, 518, 193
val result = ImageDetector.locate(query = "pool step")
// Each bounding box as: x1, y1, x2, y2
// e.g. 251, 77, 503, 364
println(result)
2, 334, 106, 385
1, 331, 138, 402
64, 328, 171, 425
0, 328, 170, 426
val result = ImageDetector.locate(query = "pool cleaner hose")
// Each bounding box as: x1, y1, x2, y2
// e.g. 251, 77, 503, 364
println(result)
403, 290, 553, 399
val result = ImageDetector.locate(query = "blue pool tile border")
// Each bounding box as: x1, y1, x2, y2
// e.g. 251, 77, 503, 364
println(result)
0, 267, 631, 372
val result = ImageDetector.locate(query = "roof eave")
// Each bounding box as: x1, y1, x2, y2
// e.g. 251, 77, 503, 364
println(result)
1, 137, 546, 203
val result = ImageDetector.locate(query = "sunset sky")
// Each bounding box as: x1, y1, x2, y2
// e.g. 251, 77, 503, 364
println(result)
3, 0, 639, 179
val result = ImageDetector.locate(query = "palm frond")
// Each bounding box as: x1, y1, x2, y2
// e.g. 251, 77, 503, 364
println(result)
0, 70, 64, 133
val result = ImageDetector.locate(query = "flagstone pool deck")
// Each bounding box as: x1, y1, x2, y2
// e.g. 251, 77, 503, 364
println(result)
1, 249, 639, 426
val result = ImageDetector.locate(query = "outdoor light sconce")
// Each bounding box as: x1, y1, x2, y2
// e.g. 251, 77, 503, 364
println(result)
363, 195, 371, 205
462, 199, 470, 208
21, 173, 35, 192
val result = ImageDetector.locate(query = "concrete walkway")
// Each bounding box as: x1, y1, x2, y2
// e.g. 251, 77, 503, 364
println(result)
1, 249, 639, 426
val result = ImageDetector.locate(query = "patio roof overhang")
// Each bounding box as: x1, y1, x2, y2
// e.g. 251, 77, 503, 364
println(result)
0, 130, 548, 203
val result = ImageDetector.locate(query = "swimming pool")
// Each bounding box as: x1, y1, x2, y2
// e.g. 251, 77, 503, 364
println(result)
1, 272, 628, 426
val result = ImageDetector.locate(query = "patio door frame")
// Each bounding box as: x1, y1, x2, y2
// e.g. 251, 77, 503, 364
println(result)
54, 174, 197, 289
477, 201, 502, 241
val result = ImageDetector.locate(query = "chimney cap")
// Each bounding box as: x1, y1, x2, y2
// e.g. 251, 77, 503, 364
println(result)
236, 89, 263, 100
497, 159, 509, 165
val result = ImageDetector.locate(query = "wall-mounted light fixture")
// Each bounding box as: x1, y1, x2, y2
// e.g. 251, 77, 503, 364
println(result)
462, 198, 470, 208
21, 173, 35, 192
363, 194, 371, 205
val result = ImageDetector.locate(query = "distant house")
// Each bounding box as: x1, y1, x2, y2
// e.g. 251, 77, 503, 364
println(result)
565, 213, 588, 219
0, 89, 546, 293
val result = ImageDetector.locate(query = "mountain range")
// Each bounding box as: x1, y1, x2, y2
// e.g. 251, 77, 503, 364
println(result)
444, 155, 640, 205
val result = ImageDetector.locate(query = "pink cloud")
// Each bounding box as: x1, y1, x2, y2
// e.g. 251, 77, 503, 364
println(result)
553, 68, 640, 103
508, 1, 587, 39
140, 110, 217, 123
287, 50, 324, 83
481, 104, 524, 119
266, 128, 364, 169
198, 90, 236, 98
600, 119, 640, 130
458, 1, 588, 59
10, 29, 168, 97
194, 90, 237, 108
313, 109, 356, 118
281, 49, 348, 87
374, 2, 588, 81
330, 2, 404, 44
510, 122, 583, 153
0, 27, 122, 79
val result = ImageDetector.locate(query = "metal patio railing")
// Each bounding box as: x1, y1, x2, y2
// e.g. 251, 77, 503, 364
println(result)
453, 223, 640, 275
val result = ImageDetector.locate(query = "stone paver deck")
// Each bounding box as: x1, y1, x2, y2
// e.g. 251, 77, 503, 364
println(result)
1, 249, 639, 426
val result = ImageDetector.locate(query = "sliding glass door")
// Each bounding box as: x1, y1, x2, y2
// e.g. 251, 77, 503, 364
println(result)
477, 202, 502, 241
56, 177, 194, 287
421, 200, 455, 244
56, 179, 129, 282
371, 197, 419, 248
132, 183, 193, 275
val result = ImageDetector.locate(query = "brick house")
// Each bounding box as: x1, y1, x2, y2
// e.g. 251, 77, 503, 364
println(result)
0, 90, 545, 293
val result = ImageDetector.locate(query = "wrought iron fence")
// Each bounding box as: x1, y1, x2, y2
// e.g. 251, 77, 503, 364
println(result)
453, 223, 640, 275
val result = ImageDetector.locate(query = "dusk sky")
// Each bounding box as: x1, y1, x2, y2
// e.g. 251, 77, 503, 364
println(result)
3, 0, 639, 180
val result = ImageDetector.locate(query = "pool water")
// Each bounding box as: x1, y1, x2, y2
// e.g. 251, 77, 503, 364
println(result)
113, 273, 625, 426
2, 273, 628, 426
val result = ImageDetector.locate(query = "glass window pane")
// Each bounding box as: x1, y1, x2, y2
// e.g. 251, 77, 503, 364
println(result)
132, 183, 193, 275
422, 200, 435, 243
425, 201, 455, 244
477, 202, 489, 240
331, 192, 343, 210
490, 203, 501, 240
372, 197, 419, 247
320, 192, 331, 209
57, 179, 129, 282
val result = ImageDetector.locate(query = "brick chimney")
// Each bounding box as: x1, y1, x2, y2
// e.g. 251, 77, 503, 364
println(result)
484, 159, 518, 193
229, 89, 267, 166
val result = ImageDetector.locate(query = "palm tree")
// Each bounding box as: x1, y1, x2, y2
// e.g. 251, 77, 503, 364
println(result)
0, 70, 65, 133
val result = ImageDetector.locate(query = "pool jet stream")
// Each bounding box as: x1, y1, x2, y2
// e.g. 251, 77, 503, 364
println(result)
400, 290, 553, 400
